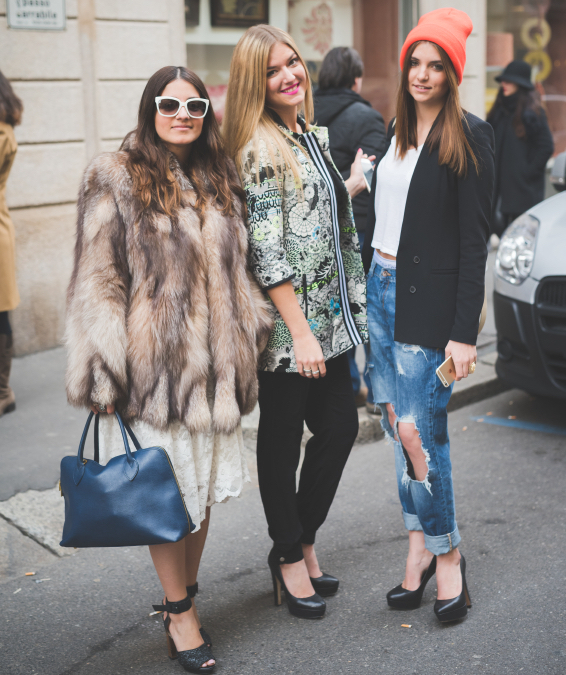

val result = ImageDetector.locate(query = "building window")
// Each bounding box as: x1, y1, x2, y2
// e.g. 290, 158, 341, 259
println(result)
487, 0, 566, 153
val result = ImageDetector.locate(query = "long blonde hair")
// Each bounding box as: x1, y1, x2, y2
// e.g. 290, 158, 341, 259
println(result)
396, 41, 478, 178
224, 24, 314, 183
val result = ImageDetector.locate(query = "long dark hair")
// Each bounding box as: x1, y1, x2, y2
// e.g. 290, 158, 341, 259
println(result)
395, 41, 478, 178
487, 86, 543, 139
121, 66, 244, 218
0, 70, 23, 126
318, 47, 363, 90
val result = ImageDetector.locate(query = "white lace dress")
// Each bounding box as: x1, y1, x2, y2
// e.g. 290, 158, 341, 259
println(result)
97, 416, 250, 532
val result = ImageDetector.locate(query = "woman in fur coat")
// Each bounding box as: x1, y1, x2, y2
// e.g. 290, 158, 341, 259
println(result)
65, 66, 271, 673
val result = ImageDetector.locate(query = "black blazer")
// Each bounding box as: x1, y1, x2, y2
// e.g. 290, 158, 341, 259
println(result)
362, 113, 495, 349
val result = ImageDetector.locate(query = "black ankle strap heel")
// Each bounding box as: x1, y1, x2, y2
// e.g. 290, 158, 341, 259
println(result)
186, 583, 212, 647
152, 595, 215, 673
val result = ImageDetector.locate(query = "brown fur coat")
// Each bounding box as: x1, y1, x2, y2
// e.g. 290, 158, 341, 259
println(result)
65, 148, 272, 435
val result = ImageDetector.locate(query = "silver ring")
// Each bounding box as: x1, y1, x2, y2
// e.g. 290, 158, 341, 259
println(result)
98, 404, 107, 412
304, 368, 312, 373
312, 370, 320, 375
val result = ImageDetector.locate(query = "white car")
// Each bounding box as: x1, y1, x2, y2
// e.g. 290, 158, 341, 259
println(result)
494, 175, 566, 399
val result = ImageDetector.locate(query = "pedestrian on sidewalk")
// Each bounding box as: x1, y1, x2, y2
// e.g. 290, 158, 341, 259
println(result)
0, 71, 22, 418
487, 60, 554, 237
224, 25, 368, 619
313, 48, 386, 412
362, 8, 494, 623
65, 66, 271, 673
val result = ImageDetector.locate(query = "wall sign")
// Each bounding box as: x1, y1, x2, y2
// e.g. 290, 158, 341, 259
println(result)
7, 0, 66, 31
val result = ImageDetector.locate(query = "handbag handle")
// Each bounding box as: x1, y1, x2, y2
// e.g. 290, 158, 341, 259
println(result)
93, 413, 141, 463
74, 411, 139, 485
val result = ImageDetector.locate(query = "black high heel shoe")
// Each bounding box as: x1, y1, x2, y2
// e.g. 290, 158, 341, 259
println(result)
152, 596, 215, 673
268, 549, 326, 619
434, 554, 472, 623
310, 573, 339, 597
387, 556, 437, 609
187, 583, 212, 648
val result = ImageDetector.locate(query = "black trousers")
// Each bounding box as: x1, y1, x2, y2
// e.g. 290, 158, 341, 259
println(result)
0, 312, 11, 335
256, 353, 358, 564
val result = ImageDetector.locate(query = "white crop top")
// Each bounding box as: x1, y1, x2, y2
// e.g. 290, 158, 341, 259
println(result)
371, 136, 423, 257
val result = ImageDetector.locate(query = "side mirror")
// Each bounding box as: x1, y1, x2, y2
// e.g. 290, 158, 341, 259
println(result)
550, 151, 566, 192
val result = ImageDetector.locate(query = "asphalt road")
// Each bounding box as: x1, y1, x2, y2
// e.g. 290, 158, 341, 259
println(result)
1, 387, 565, 675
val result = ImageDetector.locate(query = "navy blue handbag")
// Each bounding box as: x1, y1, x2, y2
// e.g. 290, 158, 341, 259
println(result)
60, 411, 194, 548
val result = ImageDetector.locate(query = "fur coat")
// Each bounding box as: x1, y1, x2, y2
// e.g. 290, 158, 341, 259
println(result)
65, 146, 272, 435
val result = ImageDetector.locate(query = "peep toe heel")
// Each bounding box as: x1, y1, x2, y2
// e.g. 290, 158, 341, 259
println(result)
268, 549, 326, 619
387, 556, 437, 610
152, 596, 215, 673
434, 554, 472, 623
187, 583, 212, 648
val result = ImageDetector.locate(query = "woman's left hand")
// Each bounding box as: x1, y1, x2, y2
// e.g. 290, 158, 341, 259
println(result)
445, 340, 477, 381
345, 148, 376, 199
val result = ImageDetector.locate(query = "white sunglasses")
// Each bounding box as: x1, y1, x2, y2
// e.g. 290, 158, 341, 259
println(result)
155, 96, 209, 119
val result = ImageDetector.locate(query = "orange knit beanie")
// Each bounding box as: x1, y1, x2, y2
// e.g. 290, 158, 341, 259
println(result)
399, 8, 473, 85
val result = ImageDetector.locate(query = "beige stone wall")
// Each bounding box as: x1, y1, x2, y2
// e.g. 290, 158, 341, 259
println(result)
1, 0, 186, 354
418, 0, 487, 119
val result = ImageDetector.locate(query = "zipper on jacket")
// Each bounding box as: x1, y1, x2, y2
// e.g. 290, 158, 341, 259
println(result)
302, 274, 309, 319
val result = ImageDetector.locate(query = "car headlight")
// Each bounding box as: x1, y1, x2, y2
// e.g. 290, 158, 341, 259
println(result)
495, 213, 540, 285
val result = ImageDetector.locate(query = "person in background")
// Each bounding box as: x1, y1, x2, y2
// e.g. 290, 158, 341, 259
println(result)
314, 47, 386, 412
487, 60, 554, 237
0, 71, 22, 417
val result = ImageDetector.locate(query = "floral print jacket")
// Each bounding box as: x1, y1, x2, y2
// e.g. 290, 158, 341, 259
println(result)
241, 117, 368, 372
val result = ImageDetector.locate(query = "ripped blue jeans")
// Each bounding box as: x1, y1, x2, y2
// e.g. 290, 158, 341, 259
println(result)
366, 258, 461, 555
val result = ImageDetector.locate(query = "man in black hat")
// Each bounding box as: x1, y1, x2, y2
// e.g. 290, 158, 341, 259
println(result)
487, 60, 554, 236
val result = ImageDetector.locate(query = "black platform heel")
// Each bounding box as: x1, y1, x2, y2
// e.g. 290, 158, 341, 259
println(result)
310, 572, 339, 597
187, 583, 212, 648
152, 596, 215, 673
268, 549, 326, 619
434, 554, 472, 623
387, 556, 437, 610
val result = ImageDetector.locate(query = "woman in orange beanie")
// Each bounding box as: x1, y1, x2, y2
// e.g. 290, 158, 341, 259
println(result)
362, 8, 494, 623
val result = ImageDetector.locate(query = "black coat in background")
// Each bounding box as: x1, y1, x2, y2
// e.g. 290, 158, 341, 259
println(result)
488, 93, 554, 217
362, 113, 495, 349
313, 88, 386, 232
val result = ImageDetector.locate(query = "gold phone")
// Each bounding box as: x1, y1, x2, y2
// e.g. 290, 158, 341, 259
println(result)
436, 356, 456, 388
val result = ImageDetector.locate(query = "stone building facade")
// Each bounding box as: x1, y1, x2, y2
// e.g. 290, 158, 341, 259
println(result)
1, 0, 186, 354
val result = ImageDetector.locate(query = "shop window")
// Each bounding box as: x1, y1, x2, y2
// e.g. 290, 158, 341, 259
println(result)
487, 0, 566, 152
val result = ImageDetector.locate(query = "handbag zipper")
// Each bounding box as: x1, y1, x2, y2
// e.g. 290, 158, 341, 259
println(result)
302, 274, 309, 319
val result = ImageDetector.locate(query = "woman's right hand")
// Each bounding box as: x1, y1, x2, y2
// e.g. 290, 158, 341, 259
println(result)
345, 148, 376, 199
90, 403, 116, 415
293, 331, 326, 378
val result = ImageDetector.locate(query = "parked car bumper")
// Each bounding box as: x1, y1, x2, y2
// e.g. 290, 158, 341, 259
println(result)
494, 281, 566, 399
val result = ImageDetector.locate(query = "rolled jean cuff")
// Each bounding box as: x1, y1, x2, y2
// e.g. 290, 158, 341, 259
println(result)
424, 526, 461, 556
402, 511, 423, 532
272, 541, 304, 564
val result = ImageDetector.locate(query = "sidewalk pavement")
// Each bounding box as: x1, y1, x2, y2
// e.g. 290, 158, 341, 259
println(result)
1, 387, 565, 674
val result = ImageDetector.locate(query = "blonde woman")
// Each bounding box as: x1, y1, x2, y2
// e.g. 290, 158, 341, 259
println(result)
224, 25, 369, 619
